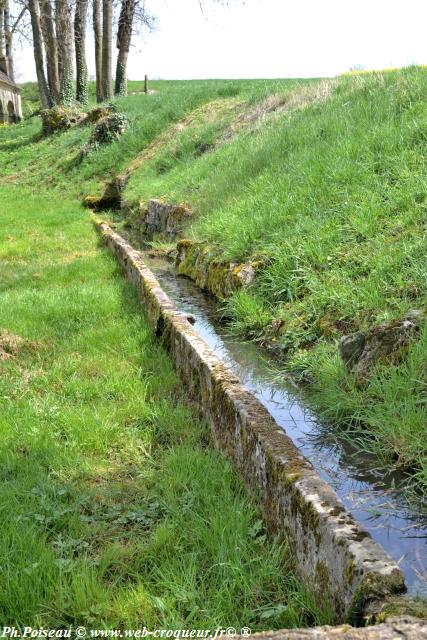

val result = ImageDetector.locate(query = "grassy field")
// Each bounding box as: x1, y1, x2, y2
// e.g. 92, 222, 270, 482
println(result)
0, 81, 332, 627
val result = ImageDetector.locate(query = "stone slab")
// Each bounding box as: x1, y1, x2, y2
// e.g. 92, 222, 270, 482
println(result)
236, 617, 426, 639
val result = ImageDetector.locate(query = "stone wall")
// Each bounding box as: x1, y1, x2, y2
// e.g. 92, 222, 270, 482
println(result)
95, 221, 408, 625
0, 82, 22, 122
138, 199, 193, 238
175, 239, 258, 299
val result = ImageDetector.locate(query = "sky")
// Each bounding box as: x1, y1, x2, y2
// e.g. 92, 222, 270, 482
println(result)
14, 0, 427, 82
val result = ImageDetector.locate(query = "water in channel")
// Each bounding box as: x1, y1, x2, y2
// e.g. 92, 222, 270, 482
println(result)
142, 253, 427, 597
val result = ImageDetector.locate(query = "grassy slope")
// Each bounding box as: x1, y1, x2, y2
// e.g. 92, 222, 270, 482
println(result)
9, 79, 311, 196
120, 69, 427, 496
0, 81, 330, 627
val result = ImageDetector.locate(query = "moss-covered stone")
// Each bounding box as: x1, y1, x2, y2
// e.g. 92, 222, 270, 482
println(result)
368, 595, 427, 623
83, 195, 104, 209
82, 105, 115, 124
137, 199, 193, 238
41, 106, 85, 136
339, 309, 427, 381
83, 178, 128, 211
347, 571, 409, 626
175, 238, 260, 299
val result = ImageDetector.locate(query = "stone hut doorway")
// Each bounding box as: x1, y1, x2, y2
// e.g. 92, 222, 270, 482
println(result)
7, 101, 16, 124
0, 61, 23, 124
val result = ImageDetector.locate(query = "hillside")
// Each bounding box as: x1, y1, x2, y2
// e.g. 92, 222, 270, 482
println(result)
121, 70, 427, 497
1, 70, 426, 497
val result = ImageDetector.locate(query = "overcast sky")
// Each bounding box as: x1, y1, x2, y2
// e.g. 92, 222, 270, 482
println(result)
14, 0, 427, 82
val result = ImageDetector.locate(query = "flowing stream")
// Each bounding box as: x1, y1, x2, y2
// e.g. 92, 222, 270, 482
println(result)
143, 252, 427, 597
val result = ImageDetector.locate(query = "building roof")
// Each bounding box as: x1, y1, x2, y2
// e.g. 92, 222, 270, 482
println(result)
0, 70, 20, 90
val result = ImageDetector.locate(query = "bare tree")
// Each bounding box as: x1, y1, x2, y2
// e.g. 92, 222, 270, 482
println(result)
0, 1, 5, 60
74, 0, 88, 103
40, 0, 60, 102
0, 0, 6, 66
0, 0, 15, 79
55, 0, 73, 104
101, 0, 112, 100
92, 0, 102, 101
0, 0, 31, 77
28, 0, 51, 108
114, 0, 134, 96
3, 0, 12, 76
114, 0, 154, 97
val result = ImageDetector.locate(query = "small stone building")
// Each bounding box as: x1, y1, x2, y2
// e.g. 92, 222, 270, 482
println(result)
0, 57, 22, 124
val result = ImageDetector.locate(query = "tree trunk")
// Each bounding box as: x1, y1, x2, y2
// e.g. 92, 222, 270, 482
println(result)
93, 0, 103, 102
0, 2, 5, 59
101, 0, 112, 101
114, 0, 135, 96
40, 0, 60, 103
74, 0, 88, 104
28, 0, 51, 109
55, 0, 74, 105
3, 0, 13, 80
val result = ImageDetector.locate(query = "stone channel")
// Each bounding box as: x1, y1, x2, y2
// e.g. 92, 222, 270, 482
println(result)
95, 221, 427, 633
140, 252, 427, 599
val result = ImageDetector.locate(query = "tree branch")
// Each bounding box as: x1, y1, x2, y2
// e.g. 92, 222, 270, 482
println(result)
12, 3, 28, 33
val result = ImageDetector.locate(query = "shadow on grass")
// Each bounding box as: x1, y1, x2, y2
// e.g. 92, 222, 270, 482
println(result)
0, 130, 44, 152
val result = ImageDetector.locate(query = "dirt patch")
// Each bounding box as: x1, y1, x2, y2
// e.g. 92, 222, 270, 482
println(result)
0, 329, 40, 361
0, 173, 20, 184
58, 249, 98, 264
123, 96, 242, 179
126, 83, 335, 176
222, 79, 336, 140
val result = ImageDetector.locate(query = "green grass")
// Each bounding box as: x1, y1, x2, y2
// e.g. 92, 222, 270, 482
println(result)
0, 92, 331, 626
118, 69, 427, 497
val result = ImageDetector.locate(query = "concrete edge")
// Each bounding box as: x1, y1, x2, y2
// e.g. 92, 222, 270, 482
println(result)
95, 221, 406, 624
234, 617, 427, 639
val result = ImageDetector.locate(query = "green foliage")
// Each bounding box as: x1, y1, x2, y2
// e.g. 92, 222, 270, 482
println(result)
19, 81, 43, 117
60, 70, 75, 107
223, 290, 271, 339
76, 61, 89, 106
115, 61, 127, 97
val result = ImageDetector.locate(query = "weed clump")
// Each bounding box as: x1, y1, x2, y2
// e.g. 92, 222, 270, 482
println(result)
41, 105, 85, 135
81, 110, 128, 157
82, 104, 115, 124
